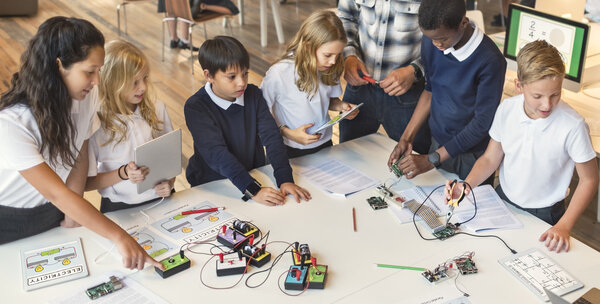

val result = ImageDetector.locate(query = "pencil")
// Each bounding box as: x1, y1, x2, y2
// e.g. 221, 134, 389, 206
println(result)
375, 264, 426, 271
181, 207, 225, 215
352, 207, 357, 232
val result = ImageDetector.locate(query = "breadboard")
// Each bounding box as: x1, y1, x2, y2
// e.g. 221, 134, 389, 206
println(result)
404, 199, 445, 233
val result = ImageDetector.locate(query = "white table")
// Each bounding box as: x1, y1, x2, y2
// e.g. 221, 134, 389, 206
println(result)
2, 134, 599, 303
237, 0, 285, 47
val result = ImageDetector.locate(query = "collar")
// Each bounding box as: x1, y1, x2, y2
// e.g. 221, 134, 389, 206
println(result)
516, 94, 554, 131
443, 20, 484, 62
205, 82, 244, 110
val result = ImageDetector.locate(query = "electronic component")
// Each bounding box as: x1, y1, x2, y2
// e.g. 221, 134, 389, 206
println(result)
404, 199, 445, 233
242, 244, 271, 267
284, 265, 308, 290
290, 243, 313, 266
216, 225, 249, 249
432, 223, 458, 240
367, 196, 388, 210
422, 264, 451, 284
391, 157, 404, 177
307, 258, 327, 289
85, 276, 123, 300
455, 257, 477, 275
375, 184, 406, 207
216, 251, 247, 276
232, 220, 259, 238
155, 252, 191, 279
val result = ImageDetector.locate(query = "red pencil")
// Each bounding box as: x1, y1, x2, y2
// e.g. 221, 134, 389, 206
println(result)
181, 207, 225, 215
352, 207, 357, 232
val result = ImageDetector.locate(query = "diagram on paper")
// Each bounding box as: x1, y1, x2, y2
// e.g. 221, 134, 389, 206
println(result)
499, 248, 583, 301
20, 239, 88, 291
131, 228, 176, 260
151, 201, 233, 241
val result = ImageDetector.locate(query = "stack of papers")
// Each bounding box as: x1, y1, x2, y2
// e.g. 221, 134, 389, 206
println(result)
298, 159, 379, 197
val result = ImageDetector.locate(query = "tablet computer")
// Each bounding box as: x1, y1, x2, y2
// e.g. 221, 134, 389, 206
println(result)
308, 103, 363, 135
134, 129, 182, 194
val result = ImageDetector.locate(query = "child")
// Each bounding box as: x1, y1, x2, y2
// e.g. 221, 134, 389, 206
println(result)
388, 0, 506, 182
445, 40, 599, 253
185, 36, 311, 206
261, 10, 358, 158
86, 40, 175, 213
0, 17, 161, 270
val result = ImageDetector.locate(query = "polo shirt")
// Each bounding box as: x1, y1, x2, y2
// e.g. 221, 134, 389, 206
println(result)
261, 59, 342, 149
89, 100, 173, 204
0, 86, 100, 208
490, 94, 596, 208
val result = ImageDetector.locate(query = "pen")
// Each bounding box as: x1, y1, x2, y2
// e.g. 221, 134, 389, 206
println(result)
352, 207, 357, 232
181, 207, 225, 215
375, 264, 426, 271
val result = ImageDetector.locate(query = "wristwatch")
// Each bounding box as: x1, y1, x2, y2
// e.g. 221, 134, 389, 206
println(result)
242, 180, 262, 202
427, 151, 441, 168
410, 63, 423, 81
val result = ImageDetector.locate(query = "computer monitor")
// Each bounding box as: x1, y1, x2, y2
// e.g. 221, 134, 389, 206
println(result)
504, 4, 589, 92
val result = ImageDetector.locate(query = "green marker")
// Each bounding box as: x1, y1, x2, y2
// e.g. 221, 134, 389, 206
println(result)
375, 263, 426, 271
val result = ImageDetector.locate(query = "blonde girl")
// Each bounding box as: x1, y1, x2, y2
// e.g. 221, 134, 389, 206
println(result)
86, 40, 175, 213
261, 10, 359, 158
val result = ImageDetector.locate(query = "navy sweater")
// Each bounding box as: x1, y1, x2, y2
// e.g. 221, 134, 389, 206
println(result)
184, 84, 294, 193
422, 33, 506, 157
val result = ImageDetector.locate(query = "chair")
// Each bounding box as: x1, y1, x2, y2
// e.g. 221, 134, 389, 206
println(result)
162, 0, 233, 74
117, 0, 153, 37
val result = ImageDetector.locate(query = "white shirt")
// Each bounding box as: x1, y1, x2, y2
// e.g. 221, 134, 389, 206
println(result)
205, 82, 244, 110
489, 94, 596, 208
443, 21, 483, 62
0, 86, 101, 208
89, 100, 173, 205
261, 59, 342, 149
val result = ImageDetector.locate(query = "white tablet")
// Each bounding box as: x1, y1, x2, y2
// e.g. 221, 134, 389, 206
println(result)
308, 103, 363, 135
134, 129, 182, 194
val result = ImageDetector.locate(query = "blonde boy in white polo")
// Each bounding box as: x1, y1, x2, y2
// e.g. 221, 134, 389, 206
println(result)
444, 40, 598, 253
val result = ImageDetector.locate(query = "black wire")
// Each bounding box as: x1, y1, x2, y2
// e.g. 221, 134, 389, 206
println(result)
455, 182, 477, 226
412, 185, 445, 241
244, 244, 295, 288
454, 232, 517, 254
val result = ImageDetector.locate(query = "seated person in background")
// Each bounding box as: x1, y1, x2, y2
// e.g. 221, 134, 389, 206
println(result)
185, 36, 311, 206
86, 40, 175, 213
261, 10, 358, 158
445, 40, 599, 253
388, 0, 506, 182
192, 0, 239, 16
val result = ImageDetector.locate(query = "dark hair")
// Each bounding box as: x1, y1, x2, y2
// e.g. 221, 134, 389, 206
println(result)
198, 36, 249, 76
418, 0, 466, 30
0, 16, 104, 167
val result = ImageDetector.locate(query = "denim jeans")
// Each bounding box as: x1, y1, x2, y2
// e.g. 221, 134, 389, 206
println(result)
339, 80, 431, 154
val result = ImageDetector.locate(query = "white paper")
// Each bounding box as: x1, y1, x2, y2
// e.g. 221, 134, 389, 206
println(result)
452, 185, 522, 232
48, 271, 167, 304
308, 103, 363, 134
298, 158, 378, 197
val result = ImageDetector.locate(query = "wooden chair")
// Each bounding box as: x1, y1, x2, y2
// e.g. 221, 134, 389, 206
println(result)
162, 0, 233, 74
117, 0, 153, 37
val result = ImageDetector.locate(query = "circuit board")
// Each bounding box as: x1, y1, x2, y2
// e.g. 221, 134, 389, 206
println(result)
367, 196, 388, 210
432, 223, 458, 240
85, 276, 123, 299
422, 265, 450, 284
455, 257, 478, 275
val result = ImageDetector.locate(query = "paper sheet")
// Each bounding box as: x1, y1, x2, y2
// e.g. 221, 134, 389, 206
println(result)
452, 185, 522, 232
298, 158, 378, 197
48, 271, 167, 304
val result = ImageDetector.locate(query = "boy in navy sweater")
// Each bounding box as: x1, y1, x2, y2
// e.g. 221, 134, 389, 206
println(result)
388, 0, 506, 181
185, 36, 311, 206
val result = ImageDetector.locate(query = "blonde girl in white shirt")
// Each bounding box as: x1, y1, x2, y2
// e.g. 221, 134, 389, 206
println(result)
86, 40, 175, 213
0, 17, 162, 270
261, 10, 359, 158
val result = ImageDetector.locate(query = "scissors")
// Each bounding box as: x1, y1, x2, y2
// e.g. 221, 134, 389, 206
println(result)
446, 180, 465, 225
358, 70, 379, 85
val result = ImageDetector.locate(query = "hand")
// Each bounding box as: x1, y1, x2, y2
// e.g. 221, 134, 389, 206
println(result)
252, 187, 287, 206
114, 232, 164, 270
343, 56, 370, 86
340, 103, 359, 120
539, 223, 571, 253
127, 161, 149, 184
443, 180, 470, 204
379, 66, 416, 96
153, 180, 174, 197
280, 182, 311, 203
388, 139, 412, 168
60, 215, 81, 228
284, 123, 322, 146
397, 154, 434, 179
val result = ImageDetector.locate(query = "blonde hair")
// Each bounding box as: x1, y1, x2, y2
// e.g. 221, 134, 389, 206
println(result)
98, 40, 162, 146
282, 10, 347, 96
517, 40, 565, 85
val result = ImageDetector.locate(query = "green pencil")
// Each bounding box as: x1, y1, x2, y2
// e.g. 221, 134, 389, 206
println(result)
375, 263, 426, 271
